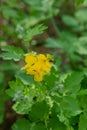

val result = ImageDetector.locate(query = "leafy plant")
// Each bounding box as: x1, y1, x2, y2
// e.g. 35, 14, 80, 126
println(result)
5, 54, 87, 129
1, 0, 87, 130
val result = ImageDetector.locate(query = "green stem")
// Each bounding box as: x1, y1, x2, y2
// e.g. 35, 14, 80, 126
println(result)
51, 18, 60, 37
24, 42, 30, 52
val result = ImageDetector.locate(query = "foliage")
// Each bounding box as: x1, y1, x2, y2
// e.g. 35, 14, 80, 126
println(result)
76, 0, 84, 6
5, 60, 87, 130
1, 0, 87, 130
0, 45, 24, 61
45, 7, 87, 70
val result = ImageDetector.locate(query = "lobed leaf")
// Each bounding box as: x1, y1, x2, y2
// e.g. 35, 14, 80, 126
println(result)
64, 72, 84, 94
0, 45, 24, 61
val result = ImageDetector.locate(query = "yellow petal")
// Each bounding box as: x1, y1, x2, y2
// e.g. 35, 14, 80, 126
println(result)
25, 54, 37, 67
34, 73, 43, 82
22, 64, 29, 70
26, 68, 36, 75
37, 54, 47, 62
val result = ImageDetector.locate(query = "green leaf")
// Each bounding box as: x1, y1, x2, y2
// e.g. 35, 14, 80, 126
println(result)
6, 79, 25, 98
17, 24, 47, 43
78, 89, 87, 95
62, 15, 78, 26
44, 67, 59, 90
61, 96, 82, 117
12, 118, 31, 130
12, 101, 32, 114
0, 72, 4, 83
64, 72, 84, 94
6, 79, 34, 116
0, 61, 19, 74
29, 101, 50, 121
15, 71, 34, 85
76, 0, 84, 6
83, 0, 87, 5
79, 95, 87, 111
77, 45, 87, 55
0, 101, 5, 124
0, 85, 9, 124
79, 113, 87, 130
31, 123, 46, 130
69, 116, 79, 129
4, 0, 19, 8
67, 126, 74, 130
1, 6, 18, 19
47, 116, 66, 130
45, 38, 63, 48
0, 45, 24, 61
75, 9, 87, 23
7, 78, 48, 114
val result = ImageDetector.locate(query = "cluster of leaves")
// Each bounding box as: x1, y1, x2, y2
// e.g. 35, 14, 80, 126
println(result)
45, 0, 87, 71
0, 50, 20, 124
1, 44, 87, 129
0, 0, 56, 124
0, 0, 61, 43
1, 0, 87, 130
5, 64, 87, 130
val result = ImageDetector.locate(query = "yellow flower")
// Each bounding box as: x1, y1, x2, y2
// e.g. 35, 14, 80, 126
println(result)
25, 53, 37, 66
34, 72, 43, 82
37, 54, 47, 62
22, 52, 52, 82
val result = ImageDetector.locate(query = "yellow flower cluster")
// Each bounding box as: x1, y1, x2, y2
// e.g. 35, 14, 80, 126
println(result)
22, 52, 52, 82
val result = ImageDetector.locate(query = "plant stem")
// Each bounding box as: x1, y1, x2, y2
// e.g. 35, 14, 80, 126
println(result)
51, 18, 60, 37
24, 42, 30, 52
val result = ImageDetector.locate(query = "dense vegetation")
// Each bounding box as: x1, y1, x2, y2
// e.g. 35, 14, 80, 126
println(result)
1, 0, 87, 130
